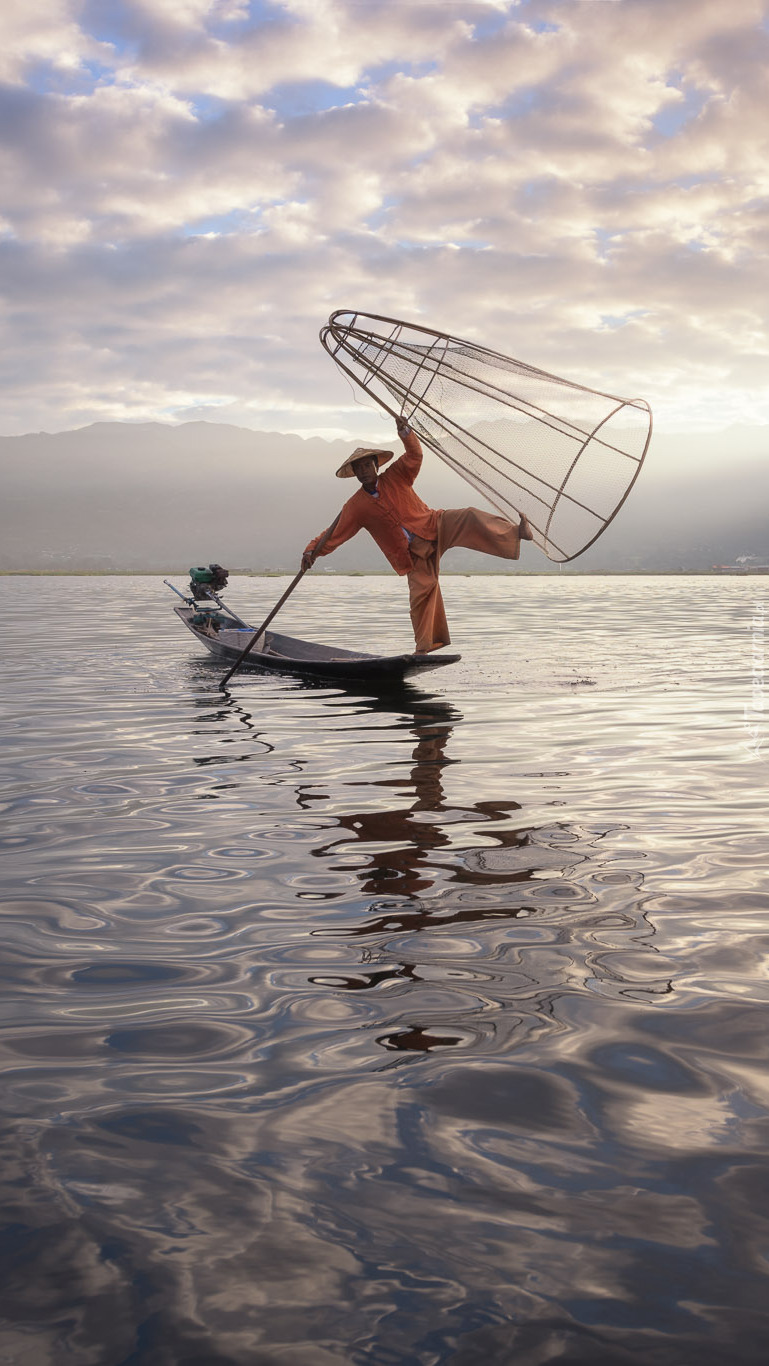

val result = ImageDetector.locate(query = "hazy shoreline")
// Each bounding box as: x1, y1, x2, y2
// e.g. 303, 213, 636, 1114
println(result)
2, 569, 765, 578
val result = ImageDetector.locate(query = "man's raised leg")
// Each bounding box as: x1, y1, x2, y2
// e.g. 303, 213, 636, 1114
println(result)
437, 507, 524, 560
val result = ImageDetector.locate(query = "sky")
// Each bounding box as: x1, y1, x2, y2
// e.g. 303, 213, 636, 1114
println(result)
1, 0, 768, 442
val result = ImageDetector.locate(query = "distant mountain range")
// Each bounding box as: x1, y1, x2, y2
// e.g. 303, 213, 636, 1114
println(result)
1, 419, 767, 572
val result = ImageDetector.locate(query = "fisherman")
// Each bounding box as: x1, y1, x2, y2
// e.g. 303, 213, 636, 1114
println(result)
302, 417, 534, 653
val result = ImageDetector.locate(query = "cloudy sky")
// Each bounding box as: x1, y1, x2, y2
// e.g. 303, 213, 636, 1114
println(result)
1, 0, 767, 442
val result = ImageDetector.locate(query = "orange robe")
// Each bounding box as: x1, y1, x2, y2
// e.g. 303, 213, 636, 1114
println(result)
304, 431, 437, 575
305, 431, 522, 652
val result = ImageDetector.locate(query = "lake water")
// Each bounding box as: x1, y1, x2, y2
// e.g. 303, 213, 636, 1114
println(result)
1, 573, 767, 1365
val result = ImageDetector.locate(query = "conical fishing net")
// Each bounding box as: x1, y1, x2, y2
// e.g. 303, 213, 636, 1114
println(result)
320, 310, 652, 563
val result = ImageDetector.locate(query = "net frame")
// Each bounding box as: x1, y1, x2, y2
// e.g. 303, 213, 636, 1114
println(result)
320, 309, 652, 563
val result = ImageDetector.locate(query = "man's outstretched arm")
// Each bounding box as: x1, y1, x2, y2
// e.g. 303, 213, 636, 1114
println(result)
390, 416, 423, 486
301, 500, 362, 571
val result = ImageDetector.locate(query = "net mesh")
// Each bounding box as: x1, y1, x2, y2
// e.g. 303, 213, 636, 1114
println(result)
320, 311, 652, 563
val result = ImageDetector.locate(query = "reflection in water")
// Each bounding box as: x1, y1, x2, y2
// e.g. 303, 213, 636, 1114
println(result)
2, 575, 768, 1365
301, 698, 653, 1065
313, 698, 525, 900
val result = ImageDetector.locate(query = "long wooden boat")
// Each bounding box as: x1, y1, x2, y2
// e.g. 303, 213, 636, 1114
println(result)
173, 602, 461, 682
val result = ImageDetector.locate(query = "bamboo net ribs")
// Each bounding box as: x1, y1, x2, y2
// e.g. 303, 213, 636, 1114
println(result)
320, 310, 652, 563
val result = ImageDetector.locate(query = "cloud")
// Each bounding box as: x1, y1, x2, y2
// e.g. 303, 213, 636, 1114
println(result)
0, 0, 110, 85
0, 0, 767, 436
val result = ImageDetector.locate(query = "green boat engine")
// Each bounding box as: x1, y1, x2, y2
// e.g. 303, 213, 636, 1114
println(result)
189, 564, 229, 601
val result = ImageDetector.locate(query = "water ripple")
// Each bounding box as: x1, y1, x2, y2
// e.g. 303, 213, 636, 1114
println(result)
1, 575, 768, 1364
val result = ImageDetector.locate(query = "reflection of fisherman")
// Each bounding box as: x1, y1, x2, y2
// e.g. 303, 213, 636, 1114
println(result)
312, 703, 523, 905
302, 417, 533, 653
329, 724, 454, 898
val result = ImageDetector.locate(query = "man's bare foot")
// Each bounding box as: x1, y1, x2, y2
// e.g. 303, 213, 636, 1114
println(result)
519, 513, 533, 541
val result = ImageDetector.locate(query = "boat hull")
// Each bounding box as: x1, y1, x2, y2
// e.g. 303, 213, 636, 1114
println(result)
174, 606, 460, 682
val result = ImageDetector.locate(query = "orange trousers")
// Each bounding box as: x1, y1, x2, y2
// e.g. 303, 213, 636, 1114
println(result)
407, 507, 522, 652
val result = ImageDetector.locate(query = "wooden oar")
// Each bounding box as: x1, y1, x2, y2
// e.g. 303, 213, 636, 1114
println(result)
218, 513, 341, 689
